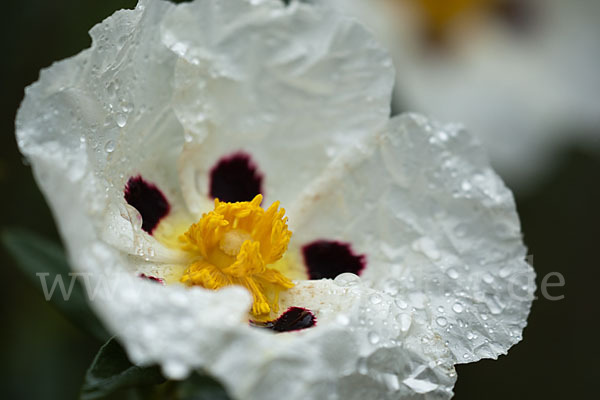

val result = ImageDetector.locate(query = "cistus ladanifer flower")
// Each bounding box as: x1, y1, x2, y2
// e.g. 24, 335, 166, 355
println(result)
15, 0, 534, 399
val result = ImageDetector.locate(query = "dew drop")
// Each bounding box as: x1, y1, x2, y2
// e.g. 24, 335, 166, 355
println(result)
452, 303, 464, 313
368, 331, 380, 344
499, 266, 512, 278
397, 313, 412, 332
482, 273, 494, 284
369, 293, 382, 305
395, 298, 408, 309
104, 140, 115, 153
447, 268, 459, 279
461, 181, 472, 191
116, 113, 128, 127
437, 306, 445, 313
382, 279, 400, 296
334, 272, 361, 287
436, 316, 448, 327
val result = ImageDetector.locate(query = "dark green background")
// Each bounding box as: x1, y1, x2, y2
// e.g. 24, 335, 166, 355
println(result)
1, 1, 596, 399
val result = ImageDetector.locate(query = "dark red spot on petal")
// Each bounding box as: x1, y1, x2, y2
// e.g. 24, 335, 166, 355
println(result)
138, 273, 165, 285
124, 176, 170, 234
249, 307, 316, 333
302, 240, 366, 280
210, 152, 263, 203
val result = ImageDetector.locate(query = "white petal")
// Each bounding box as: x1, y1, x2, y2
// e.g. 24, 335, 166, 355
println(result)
16, 0, 190, 261
223, 278, 456, 399
162, 0, 394, 213
290, 113, 535, 364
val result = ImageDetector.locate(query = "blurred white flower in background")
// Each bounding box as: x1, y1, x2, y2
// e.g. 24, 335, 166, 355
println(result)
326, 0, 600, 189
16, 0, 534, 399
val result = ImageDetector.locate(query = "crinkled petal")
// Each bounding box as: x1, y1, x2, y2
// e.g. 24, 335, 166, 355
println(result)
161, 0, 394, 213
16, 0, 193, 264
290, 113, 535, 363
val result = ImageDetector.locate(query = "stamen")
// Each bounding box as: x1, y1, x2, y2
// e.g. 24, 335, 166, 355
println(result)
180, 194, 293, 317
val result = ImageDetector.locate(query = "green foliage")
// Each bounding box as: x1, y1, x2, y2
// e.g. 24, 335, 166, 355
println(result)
1, 228, 110, 341
81, 338, 231, 400
80, 338, 166, 400
173, 373, 231, 400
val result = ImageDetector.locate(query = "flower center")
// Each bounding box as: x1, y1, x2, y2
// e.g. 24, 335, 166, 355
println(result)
179, 194, 294, 318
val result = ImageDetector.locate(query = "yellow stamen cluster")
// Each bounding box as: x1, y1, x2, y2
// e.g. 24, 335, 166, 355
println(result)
180, 194, 293, 317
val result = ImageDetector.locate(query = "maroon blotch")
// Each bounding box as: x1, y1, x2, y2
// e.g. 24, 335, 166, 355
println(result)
124, 176, 170, 234
249, 307, 316, 332
209, 151, 263, 203
139, 273, 165, 285
302, 240, 366, 280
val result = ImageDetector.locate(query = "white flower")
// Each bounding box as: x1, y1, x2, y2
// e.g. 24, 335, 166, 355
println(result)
325, 0, 600, 189
16, 0, 534, 399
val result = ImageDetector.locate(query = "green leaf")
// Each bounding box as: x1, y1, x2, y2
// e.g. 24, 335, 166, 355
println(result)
174, 373, 232, 400
1, 228, 110, 341
81, 337, 166, 400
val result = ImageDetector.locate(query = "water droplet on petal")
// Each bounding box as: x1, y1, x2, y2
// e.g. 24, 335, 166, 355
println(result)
395, 298, 408, 309
104, 140, 115, 153
334, 272, 361, 287
436, 316, 448, 327
452, 303, 464, 313
447, 268, 459, 279
116, 113, 128, 127
368, 331, 380, 344
369, 293, 382, 305
482, 273, 494, 284
382, 279, 400, 296
397, 313, 411, 332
